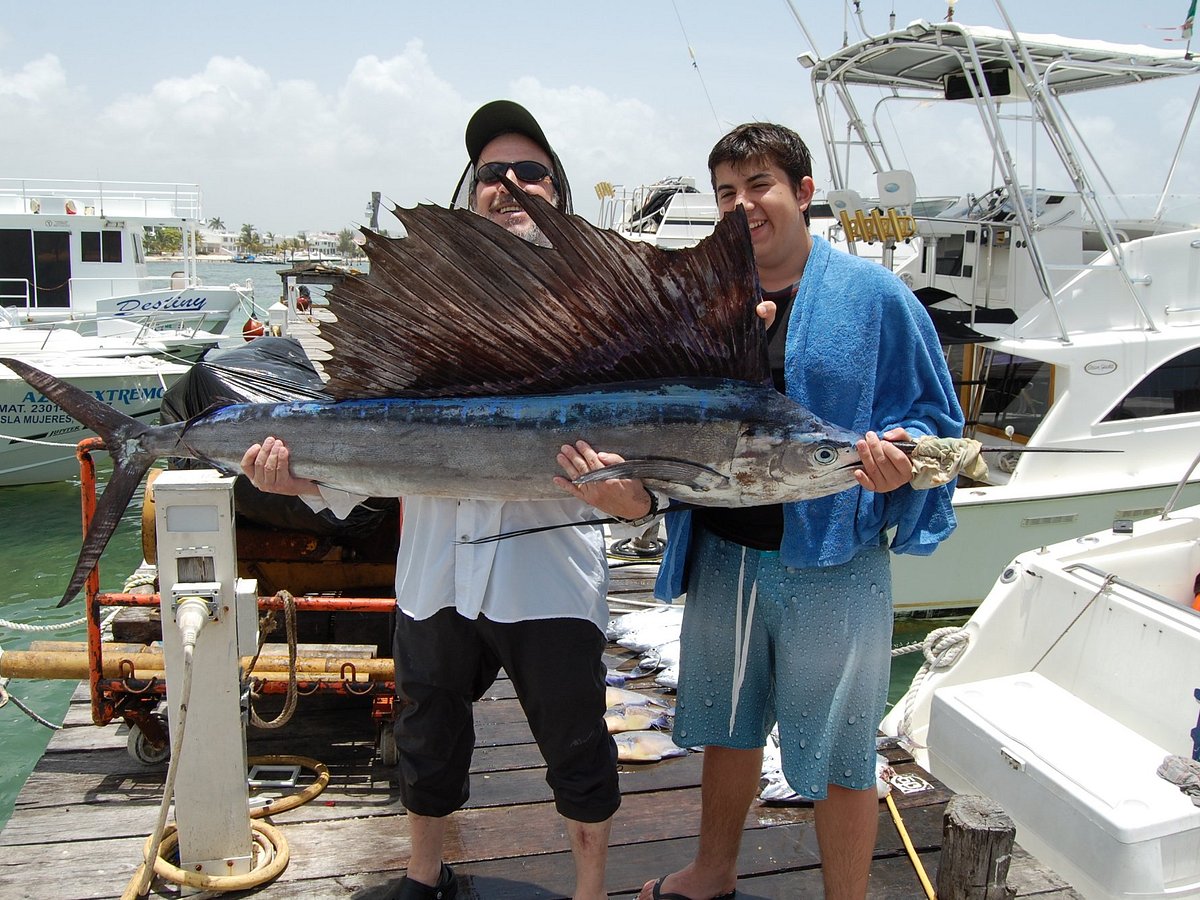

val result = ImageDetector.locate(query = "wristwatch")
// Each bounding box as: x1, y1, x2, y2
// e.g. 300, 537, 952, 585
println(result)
617, 491, 661, 527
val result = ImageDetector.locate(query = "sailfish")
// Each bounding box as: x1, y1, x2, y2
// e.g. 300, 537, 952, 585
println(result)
3, 176, 978, 607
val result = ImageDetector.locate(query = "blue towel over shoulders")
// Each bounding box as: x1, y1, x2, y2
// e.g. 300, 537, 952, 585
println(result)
656, 236, 963, 601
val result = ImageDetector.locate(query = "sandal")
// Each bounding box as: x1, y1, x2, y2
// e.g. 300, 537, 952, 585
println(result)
649, 873, 735, 900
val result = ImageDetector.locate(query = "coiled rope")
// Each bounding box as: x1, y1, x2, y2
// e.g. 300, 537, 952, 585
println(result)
896, 626, 971, 747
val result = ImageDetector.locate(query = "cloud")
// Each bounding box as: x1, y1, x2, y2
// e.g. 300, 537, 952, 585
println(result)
0, 53, 68, 102
0, 42, 738, 232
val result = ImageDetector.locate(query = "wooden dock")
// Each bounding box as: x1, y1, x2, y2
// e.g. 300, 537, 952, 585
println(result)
0, 562, 1082, 898
0, 669, 1082, 898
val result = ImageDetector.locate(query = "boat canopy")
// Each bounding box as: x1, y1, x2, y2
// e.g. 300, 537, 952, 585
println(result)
807, 21, 1200, 95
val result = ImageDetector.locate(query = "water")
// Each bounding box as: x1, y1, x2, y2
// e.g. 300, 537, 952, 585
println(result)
147, 258, 289, 313
0, 470, 148, 831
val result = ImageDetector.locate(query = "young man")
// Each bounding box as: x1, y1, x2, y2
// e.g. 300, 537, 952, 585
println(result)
557, 123, 962, 900
242, 100, 645, 900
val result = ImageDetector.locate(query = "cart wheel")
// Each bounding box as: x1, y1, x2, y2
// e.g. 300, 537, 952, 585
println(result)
128, 716, 170, 765
378, 724, 398, 766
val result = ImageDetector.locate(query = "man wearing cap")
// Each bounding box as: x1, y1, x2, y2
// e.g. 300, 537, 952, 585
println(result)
240, 101, 640, 900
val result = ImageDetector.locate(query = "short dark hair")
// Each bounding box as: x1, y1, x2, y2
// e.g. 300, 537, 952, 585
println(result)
708, 122, 814, 223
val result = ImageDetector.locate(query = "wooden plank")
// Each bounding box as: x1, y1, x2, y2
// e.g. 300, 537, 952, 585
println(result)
0, 653, 1081, 900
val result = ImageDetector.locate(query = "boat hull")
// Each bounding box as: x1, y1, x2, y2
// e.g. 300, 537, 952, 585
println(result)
891, 479, 1200, 612
0, 357, 188, 485
883, 504, 1200, 898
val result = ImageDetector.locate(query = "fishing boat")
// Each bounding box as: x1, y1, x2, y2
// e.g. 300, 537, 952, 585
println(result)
0, 351, 188, 486
0, 178, 256, 356
805, 18, 1200, 612
880, 457, 1200, 899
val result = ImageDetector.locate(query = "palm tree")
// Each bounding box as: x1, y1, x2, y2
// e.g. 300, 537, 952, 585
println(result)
206, 216, 226, 231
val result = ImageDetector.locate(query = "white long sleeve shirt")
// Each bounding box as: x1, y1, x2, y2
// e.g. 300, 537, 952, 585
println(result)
310, 489, 610, 632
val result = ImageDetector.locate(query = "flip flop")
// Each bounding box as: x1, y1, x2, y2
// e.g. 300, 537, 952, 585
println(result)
649, 874, 736, 900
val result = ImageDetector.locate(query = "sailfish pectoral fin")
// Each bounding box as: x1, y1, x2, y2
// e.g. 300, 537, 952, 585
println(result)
573, 458, 729, 494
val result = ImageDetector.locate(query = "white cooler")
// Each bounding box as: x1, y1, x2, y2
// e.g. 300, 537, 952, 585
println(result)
929, 672, 1200, 898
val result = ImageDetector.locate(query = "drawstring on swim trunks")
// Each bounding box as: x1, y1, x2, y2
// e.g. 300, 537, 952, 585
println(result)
729, 546, 757, 735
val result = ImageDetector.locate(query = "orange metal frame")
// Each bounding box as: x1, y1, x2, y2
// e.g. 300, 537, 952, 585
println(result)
76, 441, 397, 738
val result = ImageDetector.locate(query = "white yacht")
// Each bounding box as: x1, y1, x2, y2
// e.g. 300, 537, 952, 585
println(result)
802, 19, 1200, 612
0, 352, 187, 485
0, 179, 257, 485
0, 178, 254, 355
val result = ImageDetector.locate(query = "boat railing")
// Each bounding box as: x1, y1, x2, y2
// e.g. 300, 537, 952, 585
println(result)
1061, 562, 1199, 618
1160, 444, 1200, 519
0, 278, 32, 310
0, 178, 202, 221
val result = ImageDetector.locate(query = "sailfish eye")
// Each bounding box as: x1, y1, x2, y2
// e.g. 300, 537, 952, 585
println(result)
811, 444, 840, 466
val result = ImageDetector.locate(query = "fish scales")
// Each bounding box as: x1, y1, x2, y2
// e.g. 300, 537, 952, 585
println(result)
161, 378, 864, 506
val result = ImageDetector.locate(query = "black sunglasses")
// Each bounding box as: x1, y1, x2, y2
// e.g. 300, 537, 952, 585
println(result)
474, 160, 555, 186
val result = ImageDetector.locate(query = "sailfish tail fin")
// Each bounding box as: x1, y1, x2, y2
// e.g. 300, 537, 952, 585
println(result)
0, 358, 158, 607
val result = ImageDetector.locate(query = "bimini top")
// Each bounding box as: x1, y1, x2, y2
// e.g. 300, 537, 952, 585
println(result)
807, 20, 1200, 96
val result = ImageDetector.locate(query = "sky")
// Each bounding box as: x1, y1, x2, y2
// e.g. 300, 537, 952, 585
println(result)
3, 1, 1197, 236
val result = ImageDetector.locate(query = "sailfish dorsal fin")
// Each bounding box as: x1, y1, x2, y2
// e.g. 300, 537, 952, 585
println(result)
320, 179, 766, 400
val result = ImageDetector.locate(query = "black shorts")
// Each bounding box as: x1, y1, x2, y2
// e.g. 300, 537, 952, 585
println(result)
392, 608, 620, 823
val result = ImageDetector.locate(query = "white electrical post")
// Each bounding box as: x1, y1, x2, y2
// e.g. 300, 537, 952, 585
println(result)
155, 469, 259, 886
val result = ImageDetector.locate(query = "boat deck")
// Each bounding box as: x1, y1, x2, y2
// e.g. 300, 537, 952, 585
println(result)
0, 566, 1080, 898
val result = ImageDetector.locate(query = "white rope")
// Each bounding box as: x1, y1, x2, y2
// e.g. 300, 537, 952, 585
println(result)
0, 605, 122, 633
0, 432, 80, 448
123, 571, 158, 592
898, 626, 971, 747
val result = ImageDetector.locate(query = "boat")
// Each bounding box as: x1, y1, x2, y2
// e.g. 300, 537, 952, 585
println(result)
803, 18, 1200, 612
880, 459, 1200, 899
595, 176, 720, 249
0, 178, 256, 357
0, 351, 188, 485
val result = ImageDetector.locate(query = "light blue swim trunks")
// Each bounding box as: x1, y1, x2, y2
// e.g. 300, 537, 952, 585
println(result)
673, 526, 893, 801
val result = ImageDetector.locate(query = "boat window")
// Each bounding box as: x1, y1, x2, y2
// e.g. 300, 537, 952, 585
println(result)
32, 231, 70, 307
81, 231, 100, 262
972, 351, 1052, 439
102, 230, 122, 263
0, 229, 35, 307
1103, 347, 1200, 421
921, 234, 965, 277
81, 231, 123, 263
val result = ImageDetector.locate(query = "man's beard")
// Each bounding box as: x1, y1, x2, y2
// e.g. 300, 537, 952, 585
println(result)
513, 221, 552, 248
474, 185, 557, 248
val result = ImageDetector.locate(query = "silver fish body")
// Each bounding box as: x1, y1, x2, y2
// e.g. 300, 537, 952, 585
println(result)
168, 377, 864, 507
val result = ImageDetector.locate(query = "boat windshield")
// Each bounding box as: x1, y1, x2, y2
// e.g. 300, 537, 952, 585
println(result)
1103, 347, 1200, 421
963, 349, 1052, 441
